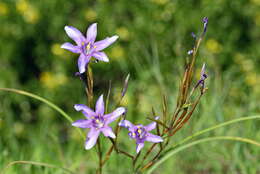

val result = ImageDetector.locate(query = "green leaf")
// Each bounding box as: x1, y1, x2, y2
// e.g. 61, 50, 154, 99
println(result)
147, 136, 260, 174
0, 87, 84, 139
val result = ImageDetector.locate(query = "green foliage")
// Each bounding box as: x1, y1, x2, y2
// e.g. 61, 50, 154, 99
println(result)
0, 0, 259, 173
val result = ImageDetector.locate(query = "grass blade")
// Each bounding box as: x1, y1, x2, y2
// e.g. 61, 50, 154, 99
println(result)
172, 115, 260, 146
147, 136, 260, 173
0, 87, 84, 139
1, 160, 75, 174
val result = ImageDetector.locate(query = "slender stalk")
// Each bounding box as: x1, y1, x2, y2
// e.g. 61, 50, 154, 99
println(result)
86, 66, 94, 107
96, 138, 103, 174
169, 93, 203, 136
146, 117, 169, 129
101, 145, 114, 165
118, 149, 134, 159
162, 95, 168, 132
143, 144, 157, 161
132, 151, 141, 168
105, 80, 112, 114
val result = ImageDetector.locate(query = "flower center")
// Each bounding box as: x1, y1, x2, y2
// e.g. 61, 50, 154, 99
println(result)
86, 42, 91, 52
129, 126, 147, 140
92, 116, 105, 129
81, 42, 97, 55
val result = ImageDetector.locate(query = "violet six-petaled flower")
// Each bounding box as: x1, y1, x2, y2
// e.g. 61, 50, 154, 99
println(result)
72, 95, 125, 150
119, 118, 163, 153
61, 23, 119, 73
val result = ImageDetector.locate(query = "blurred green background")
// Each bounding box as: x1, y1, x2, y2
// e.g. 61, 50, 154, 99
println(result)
0, 0, 259, 173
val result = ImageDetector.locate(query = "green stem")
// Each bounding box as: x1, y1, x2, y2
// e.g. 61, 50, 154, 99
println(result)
96, 138, 103, 174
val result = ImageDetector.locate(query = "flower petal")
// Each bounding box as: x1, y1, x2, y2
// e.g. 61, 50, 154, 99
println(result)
72, 119, 92, 128
78, 54, 90, 74
101, 126, 116, 138
104, 107, 126, 124
86, 23, 97, 43
144, 122, 156, 131
61, 42, 80, 53
145, 133, 163, 143
136, 143, 144, 153
85, 128, 100, 150
118, 120, 134, 129
95, 94, 104, 116
94, 35, 119, 51
74, 104, 96, 118
64, 26, 85, 45
92, 52, 109, 62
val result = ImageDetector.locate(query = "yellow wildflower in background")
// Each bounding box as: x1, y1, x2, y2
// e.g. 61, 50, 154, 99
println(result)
116, 27, 130, 41
0, 2, 9, 16
234, 53, 245, 65
16, 0, 28, 13
110, 45, 125, 60
206, 39, 222, 54
14, 122, 25, 137
241, 59, 254, 72
254, 12, 260, 26
150, 0, 169, 5
16, 0, 39, 24
40, 72, 67, 89
85, 9, 97, 22
51, 43, 66, 57
245, 72, 257, 86
251, 0, 260, 5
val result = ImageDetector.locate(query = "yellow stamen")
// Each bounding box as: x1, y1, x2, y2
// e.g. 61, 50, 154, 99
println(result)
137, 129, 142, 134
86, 43, 91, 51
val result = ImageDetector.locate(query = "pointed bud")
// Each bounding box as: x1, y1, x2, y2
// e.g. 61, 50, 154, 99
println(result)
202, 17, 208, 35
187, 50, 193, 55
121, 73, 130, 97
191, 32, 196, 39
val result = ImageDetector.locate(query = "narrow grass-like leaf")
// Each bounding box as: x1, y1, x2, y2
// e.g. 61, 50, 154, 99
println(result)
147, 136, 260, 174
1, 160, 75, 174
172, 115, 260, 146
0, 87, 85, 139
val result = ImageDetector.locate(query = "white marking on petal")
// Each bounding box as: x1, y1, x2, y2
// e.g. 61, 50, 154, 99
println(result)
64, 26, 85, 45
94, 35, 119, 51
95, 94, 104, 116
86, 23, 97, 43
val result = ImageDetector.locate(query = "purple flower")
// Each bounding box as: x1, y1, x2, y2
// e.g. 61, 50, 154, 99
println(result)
61, 23, 119, 73
202, 17, 208, 35
72, 95, 125, 150
119, 118, 163, 153
187, 50, 193, 55
195, 63, 207, 89
191, 32, 196, 39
